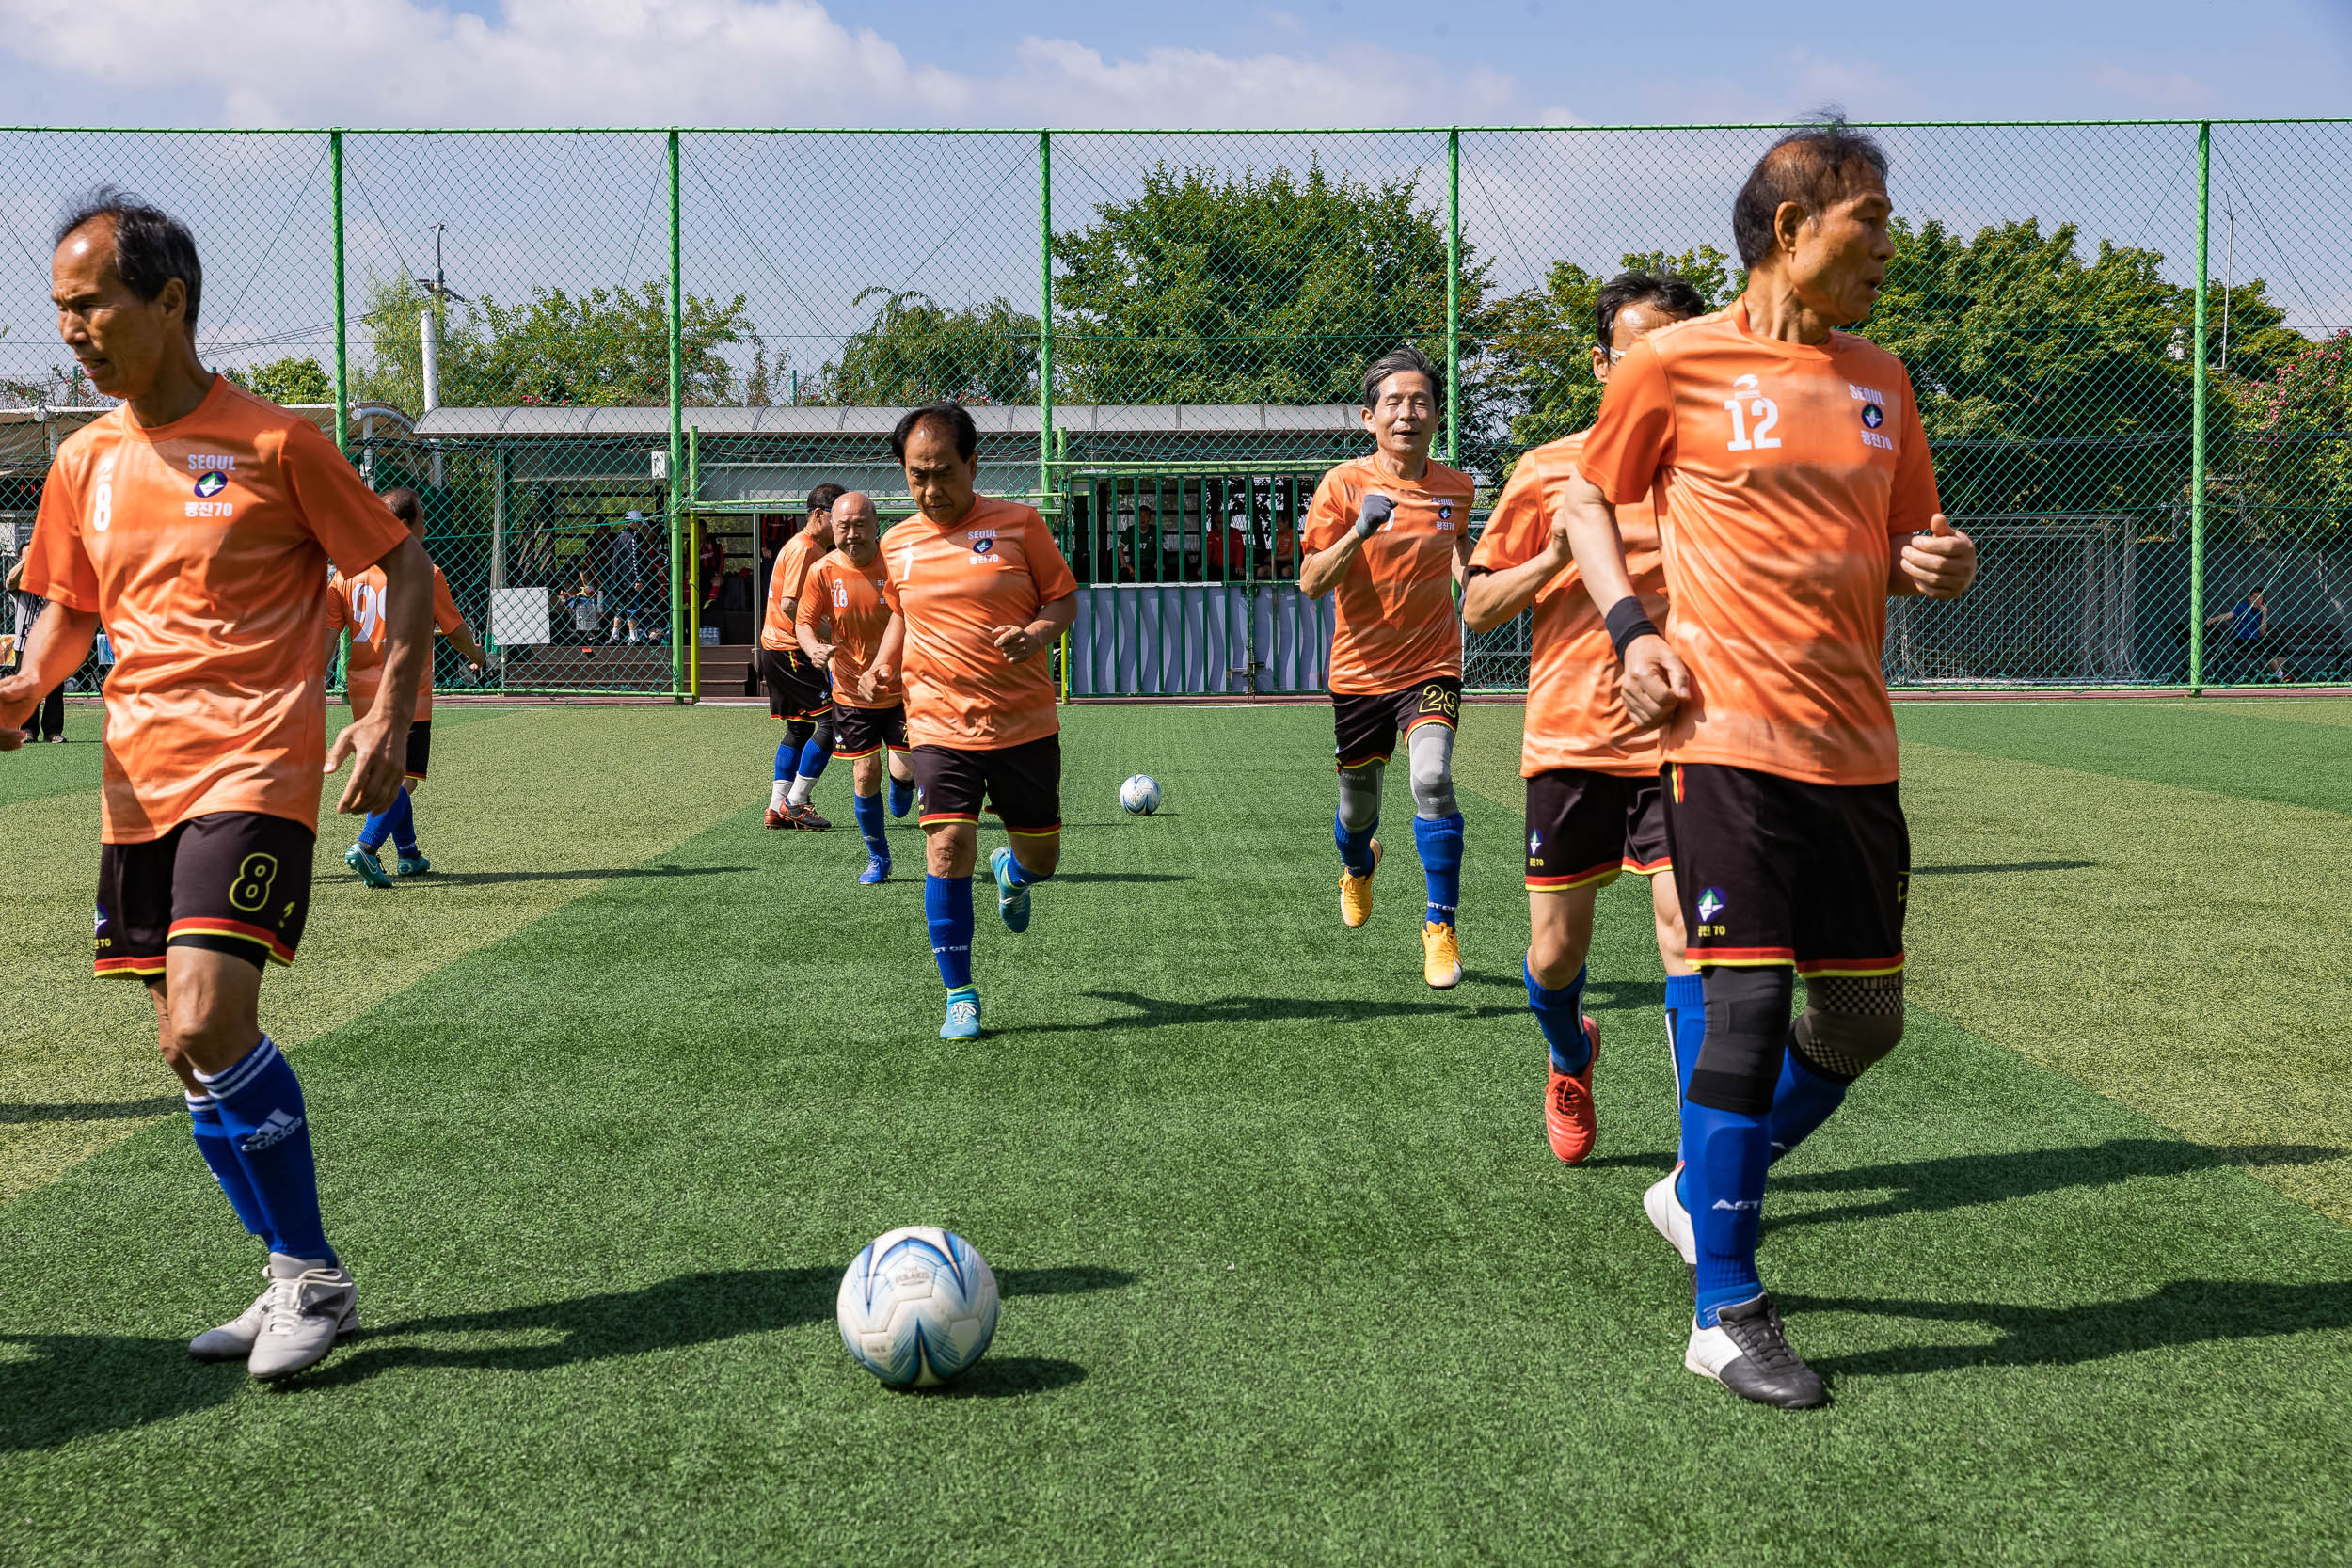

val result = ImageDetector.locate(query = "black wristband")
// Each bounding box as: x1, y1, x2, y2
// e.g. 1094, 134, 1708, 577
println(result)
1604, 596, 1661, 658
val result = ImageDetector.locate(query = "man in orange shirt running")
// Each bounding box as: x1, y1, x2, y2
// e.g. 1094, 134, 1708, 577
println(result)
869, 403, 1078, 1041
1463, 272, 1706, 1166
0, 192, 433, 1381
1563, 122, 1979, 1408
759, 483, 842, 831
1299, 345, 1478, 990
327, 485, 486, 884
797, 490, 916, 883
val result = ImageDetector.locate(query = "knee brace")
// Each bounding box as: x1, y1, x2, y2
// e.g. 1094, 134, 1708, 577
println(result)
785, 719, 815, 752
1688, 965, 1795, 1117
1792, 973, 1905, 1082
1337, 762, 1383, 830
811, 716, 835, 752
1406, 721, 1458, 818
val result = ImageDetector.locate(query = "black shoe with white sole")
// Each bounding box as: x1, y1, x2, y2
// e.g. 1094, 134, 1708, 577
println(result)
1684, 1293, 1827, 1409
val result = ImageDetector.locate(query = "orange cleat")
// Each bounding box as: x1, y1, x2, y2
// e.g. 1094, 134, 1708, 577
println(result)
785, 802, 833, 832
764, 807, 792, 830
1544, 1015, 1601, 1164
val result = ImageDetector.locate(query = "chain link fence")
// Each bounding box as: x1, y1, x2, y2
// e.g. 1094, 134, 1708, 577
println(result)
1, 121, 2344, 700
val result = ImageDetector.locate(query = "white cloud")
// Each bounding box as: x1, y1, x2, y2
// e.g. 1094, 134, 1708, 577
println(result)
2089, 63, 2221, 112
0, 0, 1535, 129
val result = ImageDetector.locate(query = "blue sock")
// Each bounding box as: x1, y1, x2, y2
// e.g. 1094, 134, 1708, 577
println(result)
852, 792, 889, 858
1525, 959, 1591, 1075
889, 775, 915, 817
389, 786, 419, 857
1663, 973, 1708, 1169
186, 1092, 271, 1245
1413, 811, 1465, 927
1334, 811, 1376, 878
924, 874, 974, 991
1769, 1042, 1851, 1163
798, 734, 834, 784
358, 805, 392, 853
1001, 847, 1053, 889
774, 737, 796, 781
1683, 1099, 1772, 1325
194, 1037, 334, 1265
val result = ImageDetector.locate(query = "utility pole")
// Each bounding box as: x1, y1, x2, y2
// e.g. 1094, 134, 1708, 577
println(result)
2220, 200, 2234, 373
416, 223, 467, 485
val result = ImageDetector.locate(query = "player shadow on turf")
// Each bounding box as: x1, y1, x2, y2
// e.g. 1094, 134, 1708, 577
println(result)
1769, 1138, 2344, 1230
1781, 1278, 2352, 1377
1045, 872, 1193, 884
0, 1096, 184, 1124
1912, 859, 2097, 876
409, 865, 753, 886
1015, 990, 1528, 1032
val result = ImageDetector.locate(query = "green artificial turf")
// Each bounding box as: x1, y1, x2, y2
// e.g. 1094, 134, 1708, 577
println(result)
2, 702, 2348, 1566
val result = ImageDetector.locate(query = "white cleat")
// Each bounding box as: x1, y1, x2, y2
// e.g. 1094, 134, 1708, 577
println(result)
1684, 1294, 1827, 1409
1644, 1163, 1697, 1268
242, 1253, 359, 1381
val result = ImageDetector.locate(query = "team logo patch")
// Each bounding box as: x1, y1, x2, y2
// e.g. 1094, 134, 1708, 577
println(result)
1696, 886, 1727, 922
1528, 831, 1542, 855
970, 538, 995, 557
194, 470, 228, 498
1438, 503, 1453, 521
1860, 404, 1884, 430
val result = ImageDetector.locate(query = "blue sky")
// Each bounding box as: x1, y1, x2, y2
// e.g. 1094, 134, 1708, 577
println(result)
0, 0, 2340, 129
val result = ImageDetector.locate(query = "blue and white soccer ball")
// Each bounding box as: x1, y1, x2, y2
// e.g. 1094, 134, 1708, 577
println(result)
1119, 774, 1163, 816
836, 1226, 1000, 1388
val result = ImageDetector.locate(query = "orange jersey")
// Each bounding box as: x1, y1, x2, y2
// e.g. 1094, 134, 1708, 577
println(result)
327, 562, 465, 721
22, 377, 410, 842
1576, 301, 1941, 786
880, 498, 1077, 751
1299, 454, 1472, 694
1469, 431, 1667, 778
797, 550, 902, 709
762, 530, 826, 652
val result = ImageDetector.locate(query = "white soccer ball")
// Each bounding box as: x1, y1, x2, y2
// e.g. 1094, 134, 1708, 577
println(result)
1119, 774, 1163, 816
836, 1226, 1000, 1388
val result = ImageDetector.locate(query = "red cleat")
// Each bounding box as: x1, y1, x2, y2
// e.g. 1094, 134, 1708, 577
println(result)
1545, 1015, 1601, 1164
764, 807, 792, 830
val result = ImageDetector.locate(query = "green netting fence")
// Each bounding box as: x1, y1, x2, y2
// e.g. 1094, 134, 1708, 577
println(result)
0, 121, 2345, 701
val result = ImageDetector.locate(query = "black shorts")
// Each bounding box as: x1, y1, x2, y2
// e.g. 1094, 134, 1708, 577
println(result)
1524, 768, 1671, 892
834, 703, 909, 760
1663, 762, 1908, 976
95, 811, 316, 978
762, 647, 833, 721
1331, 675, 1461, 769
405, 719, 433, 782
912, 735, 1061, 839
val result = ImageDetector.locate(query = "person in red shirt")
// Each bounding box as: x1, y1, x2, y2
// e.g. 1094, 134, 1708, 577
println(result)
796, 491, 915, 883
1562, 122, 1979, 1408
1298, 345, 1477, 990
326, 485, 486, 884
0, 192, 433, 1381
760, 483, 842, 831
869, 403, 1078, 1041
1463, 272, 1706, 1166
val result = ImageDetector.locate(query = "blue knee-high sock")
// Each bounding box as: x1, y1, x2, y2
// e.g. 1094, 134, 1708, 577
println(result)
388, 785, 418, 856
358, 803, 393, 852
186, 1092, 271, 1245
924, 875, 974, 991
194, 1037, 334, 1265
888, 774, 915, 817
852, 792, 889, 858
1412, 812, 1465, 927
1683, 1099, 1772, 1324
1769, 1041, 1851, 1162
1001, 846, 1054, 889
1334, 811, 1376, 878
798, 733, 834, 784
1526, 959, 1591, 1074
774, 737, 796, 781
1663, 973, 1708, 1168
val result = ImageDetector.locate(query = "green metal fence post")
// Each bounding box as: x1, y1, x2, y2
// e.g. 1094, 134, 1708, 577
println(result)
667, 128, 687, 701
1444, 128, 1460, 468
1039, 129, 1056, 514
2189, 119, 2210, 693
329, 129, 347, 454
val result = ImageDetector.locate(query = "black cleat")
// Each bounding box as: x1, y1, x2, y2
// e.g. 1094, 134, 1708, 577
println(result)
1684, 1293, 1827, 1409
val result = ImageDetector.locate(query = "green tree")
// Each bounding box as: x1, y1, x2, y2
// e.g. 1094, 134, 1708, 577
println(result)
2234, 330, 2352, 542
354, 276, 755, 411
822, 289, 1040, 405
1050, 161, 1490, 420
228, 355, 332, 405
1484, 246, 1740, 457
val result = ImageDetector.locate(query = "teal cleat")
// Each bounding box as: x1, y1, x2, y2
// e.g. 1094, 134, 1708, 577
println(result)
345, 844, 392, 889
940, 988, 982, 1040
858, 854, 891, 885
990, 846, 1031, 934
394, 853, 432, 878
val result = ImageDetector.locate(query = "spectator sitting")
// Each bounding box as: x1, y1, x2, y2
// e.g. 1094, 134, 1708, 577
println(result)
2205, 587, 2288, 683
563, 570, 606, 644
